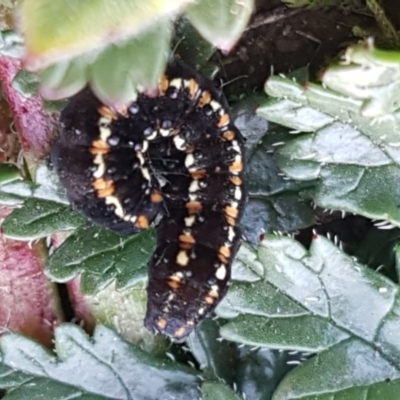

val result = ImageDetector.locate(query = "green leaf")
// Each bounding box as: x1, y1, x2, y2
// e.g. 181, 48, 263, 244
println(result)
11, 69, 40, 98
0, 164, 82, 239
2, 198, 83, 240
185, 0, 254, 52
217, 235, 400, 398
187, 319, 238, 383
174, 18, 217, 75
241, 124, 316, 243
0, 324, 201, 399
39, 54, 90, 100
322, 42, 400, 117
0, 163, 20, 185
46, 225, 155, 294
259, 71, 400, 226
21, 0, 191, 70
201, 382, 242, 400
0, 30, 23, 58
90, 21, 172, 106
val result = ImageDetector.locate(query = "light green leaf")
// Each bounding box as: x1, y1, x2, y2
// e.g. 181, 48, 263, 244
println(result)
185, 0, 254, 52
90, 21, 172, 106
21, 0, 190, 70
0, 324, 201, 399
259, 69, 400, 226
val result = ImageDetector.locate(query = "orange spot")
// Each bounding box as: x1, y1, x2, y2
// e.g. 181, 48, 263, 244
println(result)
116, 106, 128, 117
136, 215, 149, 229
167, 279, 180, 290
188, 79, 199, 98
218, 254, 228, 263
209, 289, 219, 298
92, 178, 109, 190
98, 105, 117, 120
174, 326, 187, 338
225, 206, 239, 218
219, 246, 231, 258
179, 242, 193, 250
190, 169, 206, 180
97, 186, 114, 198
90, 147, 109, 155
229, 159, 243, 173
198, 90, 211, 106
179, 233, 195, 244
229, 175, 242, 186
205, 296, 214, 304
159, 75, 169, 95
225, 215, 236, 226
156, 317, 167, 330
186, 201, 203, 214
222, 130, 235, 141
150, 191, 163, 203
217, 113, 230, 127
93, 179, 114, 197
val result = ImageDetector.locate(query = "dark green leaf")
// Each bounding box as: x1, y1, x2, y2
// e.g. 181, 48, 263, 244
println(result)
241, 125, 316, 243
187, 319, 238, 383
201, 382, 242, 400
0, 324, 201, 399
2, 198, 83, 240
217, 235, 400, 397
0, 163, 20, 185
46, 225, 155, 294
174, 18, 217, 76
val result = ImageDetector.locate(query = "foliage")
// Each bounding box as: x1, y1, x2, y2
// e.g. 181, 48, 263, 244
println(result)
1, 1, 400, 400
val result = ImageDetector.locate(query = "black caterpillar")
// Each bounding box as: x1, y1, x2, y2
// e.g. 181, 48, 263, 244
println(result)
51, 59, 246, 340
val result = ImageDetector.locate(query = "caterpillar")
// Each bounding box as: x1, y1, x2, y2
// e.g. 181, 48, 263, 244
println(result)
51, 59, 246, 340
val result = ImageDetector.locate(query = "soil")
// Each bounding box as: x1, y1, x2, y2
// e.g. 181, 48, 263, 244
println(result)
215, 1, 382, 99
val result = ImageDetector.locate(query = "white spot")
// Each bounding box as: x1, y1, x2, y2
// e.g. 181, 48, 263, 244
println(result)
141, 140, 149, 153
147, 131, 157, 140
130, 215, 137, 223
170, 78, 183, 89
105, 196, 124, 218
176, 250, 189, 266
198, 307, 205, 315
141, 167, 151, 181
93, 155, 105, 178
123, 214, 132, 221
234, 186, 242, 200
232, 140, 242, 154
160, 129, 171, 137
215, 265, 227, 280
189, 193, 197, 201
99, 126, 111, 141
136, 152, 145, 165
185, 153, 195, 168
210, 100, 221, 111
173, 135, 186, 150
230, 201, 239, 209
228, 226, 236, 242
210, 284, 219, 292
189, 180, 200, 193
185, 215, 196, 227
167, 293, 175, 302
98, 117, 111, 126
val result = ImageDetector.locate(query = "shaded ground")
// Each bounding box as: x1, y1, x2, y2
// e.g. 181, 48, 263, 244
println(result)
216, 1, 376, 98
